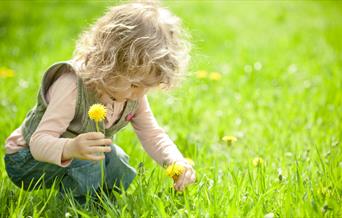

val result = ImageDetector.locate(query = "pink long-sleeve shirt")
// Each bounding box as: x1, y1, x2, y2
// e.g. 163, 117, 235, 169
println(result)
5, 70, 185, 167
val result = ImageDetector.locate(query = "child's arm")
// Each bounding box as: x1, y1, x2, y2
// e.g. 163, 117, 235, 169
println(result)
131, 96, 196, 191
131, 96, 185, 166
29, 71, 111, 166
29, 72, 77, 166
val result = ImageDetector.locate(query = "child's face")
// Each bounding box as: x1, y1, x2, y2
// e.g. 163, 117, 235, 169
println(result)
103, 78, 150, 102
112, 85, 148, 102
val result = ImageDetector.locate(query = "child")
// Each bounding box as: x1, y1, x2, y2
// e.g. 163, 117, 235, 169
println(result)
4, 2, 196, 202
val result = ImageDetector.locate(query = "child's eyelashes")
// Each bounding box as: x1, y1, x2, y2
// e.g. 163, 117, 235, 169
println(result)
131, 84, 139, 88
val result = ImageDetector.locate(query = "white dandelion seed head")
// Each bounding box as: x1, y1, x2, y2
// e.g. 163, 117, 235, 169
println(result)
19, 79, 29, 89
288, 64, 297, 73
254, 62, 262, 71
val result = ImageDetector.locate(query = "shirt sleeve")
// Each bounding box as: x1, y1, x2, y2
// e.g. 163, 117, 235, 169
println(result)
131, 96, 185, 167
29, 71, 77, 167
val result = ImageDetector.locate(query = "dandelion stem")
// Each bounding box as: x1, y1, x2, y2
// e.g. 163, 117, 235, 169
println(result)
96, 121, 105, 188
95, 121, 100, 132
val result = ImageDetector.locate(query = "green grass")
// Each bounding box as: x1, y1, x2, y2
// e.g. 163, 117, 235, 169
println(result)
0, 0, 341, 217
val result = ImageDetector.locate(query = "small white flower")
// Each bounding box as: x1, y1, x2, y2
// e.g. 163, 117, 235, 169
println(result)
19, 79, 29, 89
241, 193, 248, 202
221, 64, 231, 74
277, 168, 282, 175
288, 64, 297, 73
254, 62, 262, 71
264, 212, 274, 218
278, 168, 283, 181
235, 131, 245, 138
285, 152, 293, 157
234, 118, 242, 126
65, 212, 72, 218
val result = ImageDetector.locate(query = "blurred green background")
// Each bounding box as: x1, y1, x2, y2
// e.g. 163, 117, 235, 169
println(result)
0, 1, 341, 217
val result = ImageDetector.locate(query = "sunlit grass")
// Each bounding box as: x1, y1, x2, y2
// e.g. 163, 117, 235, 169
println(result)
0, 1, 341, 217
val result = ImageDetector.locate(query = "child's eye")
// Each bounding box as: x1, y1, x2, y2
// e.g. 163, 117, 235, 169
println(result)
131, 84, 139, 88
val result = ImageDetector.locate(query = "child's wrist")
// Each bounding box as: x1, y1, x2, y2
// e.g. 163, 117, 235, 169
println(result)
62, 139, 73, 161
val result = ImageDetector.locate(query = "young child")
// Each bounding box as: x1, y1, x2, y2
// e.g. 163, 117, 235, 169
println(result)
4, 2, 196, 202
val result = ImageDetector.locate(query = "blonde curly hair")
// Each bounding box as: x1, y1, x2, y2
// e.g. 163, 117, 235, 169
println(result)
72, 1, 191, 95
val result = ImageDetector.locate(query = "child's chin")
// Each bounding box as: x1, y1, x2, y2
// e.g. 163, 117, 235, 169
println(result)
115, 98, 127, 102
126, 97, 139, 101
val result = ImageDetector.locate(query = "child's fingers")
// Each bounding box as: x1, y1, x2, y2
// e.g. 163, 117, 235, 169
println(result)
88, 146, 112, 154
175, 170, 191, 191
82, 132, 105, 139
174, 169, 196, 191
190, 172, 196, 183
84, 154, 105, 161
183, 170, 193, 185
85, 139, 112, 146
175, 172, 186, 188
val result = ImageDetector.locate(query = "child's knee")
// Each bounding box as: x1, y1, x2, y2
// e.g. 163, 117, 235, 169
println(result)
106, 144, 136, 190
62, 161, 102, 196
4, 149, 65, 190
109, 144, 130, 163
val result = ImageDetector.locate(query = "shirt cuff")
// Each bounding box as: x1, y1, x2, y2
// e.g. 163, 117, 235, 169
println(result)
55, 138, 73, 167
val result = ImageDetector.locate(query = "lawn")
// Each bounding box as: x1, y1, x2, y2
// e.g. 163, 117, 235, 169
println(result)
0, 0, 341, 217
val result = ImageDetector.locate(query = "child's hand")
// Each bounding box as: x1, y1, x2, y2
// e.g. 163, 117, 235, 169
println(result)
173, 161, 196, 192
62, 132, 112, 161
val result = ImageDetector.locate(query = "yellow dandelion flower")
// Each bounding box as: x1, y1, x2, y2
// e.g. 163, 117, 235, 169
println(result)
185, 158, 195, 167
195, 70, 208, 79
253, 157, 264, 167
166, 163, 185, 180
222, 136, 237, 145
88, 103, 107, 188
88, 103, 107, 122
0, 67, 15, 78
209, 72, 222, 80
